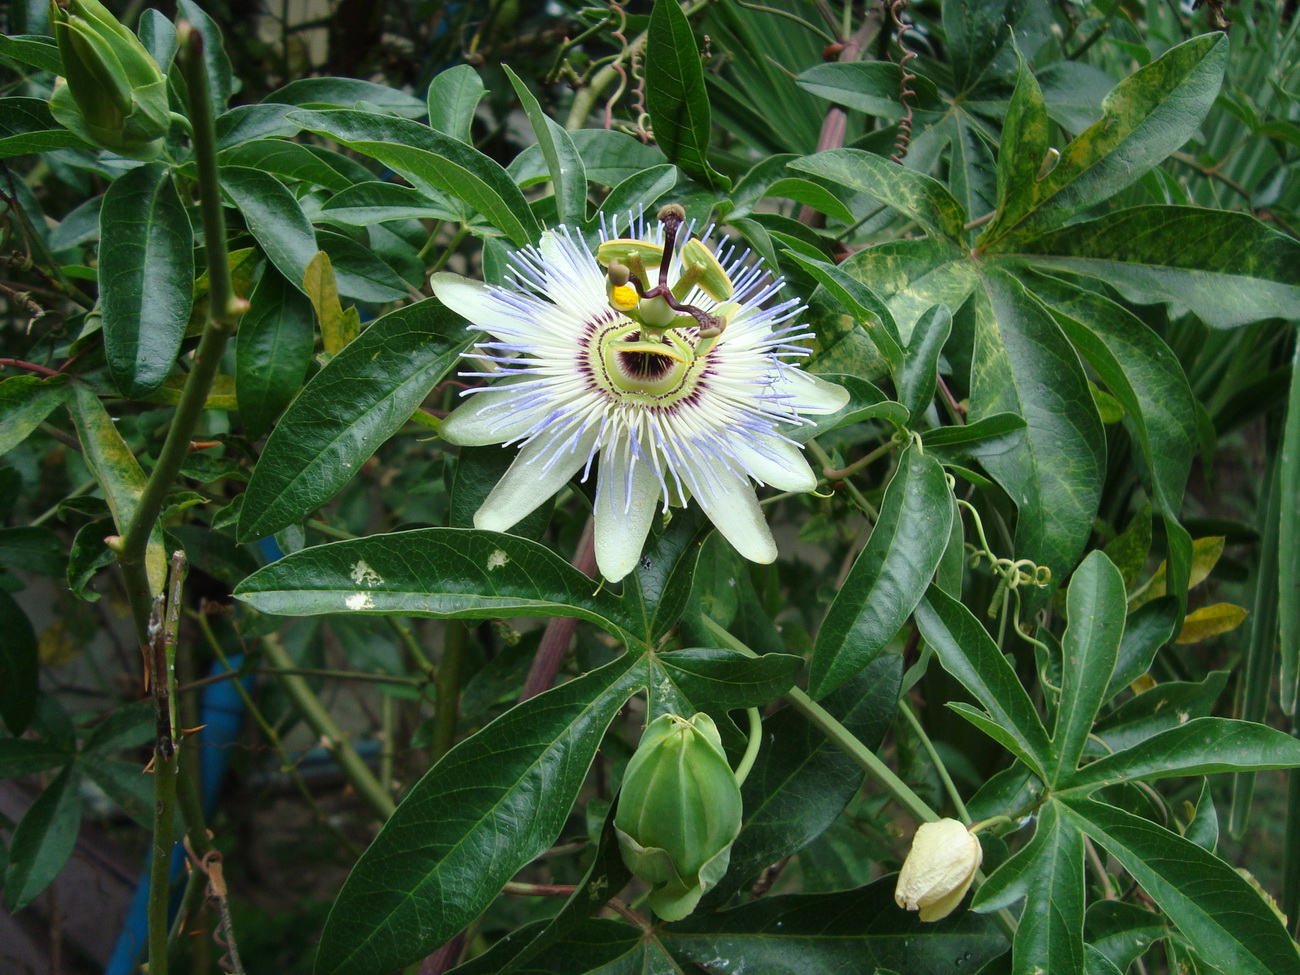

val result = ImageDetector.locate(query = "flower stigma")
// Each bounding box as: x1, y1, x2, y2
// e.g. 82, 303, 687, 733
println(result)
432, 203, 850, 582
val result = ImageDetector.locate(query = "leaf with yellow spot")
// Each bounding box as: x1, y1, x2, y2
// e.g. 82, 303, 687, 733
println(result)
1131, 536, 1224, 608
305, 250, 360, 358
1175, 602, 1248, 644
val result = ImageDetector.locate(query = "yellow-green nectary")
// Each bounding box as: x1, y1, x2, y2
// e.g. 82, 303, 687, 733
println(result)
614, 712, 743, 921
48, 0, 170, 159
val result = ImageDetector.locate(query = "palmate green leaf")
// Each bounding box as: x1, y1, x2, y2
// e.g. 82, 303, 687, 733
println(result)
219, 139, 357, 192
838, 237, 974, 340
235, 265, 315, 439
979, 33, 1227, 248
647, 648, 802, 716
427, 64, 485, 143
944, 0, 1024, 94
705, 655, 902, 906
237, 298, 471, 540
1060, 717, 1300, 793
1059, 798, 1300, 975
314, 654, 644, 975
222, 164, 319, 294
289, 109, 540, 247
794, 61, 941, 117
0, 589, 38, 735
993, 49, 1050, 232
646, 0, 729, 191
1030, 272, 1196, 595
790, 149, 968, 243
784, 253, 903, 373
898, 304, 953, 424
320, 181, 463, 227
265, 77, 426, 118
1051, 552, 1125, 785
1086, 901, 1168, 974
1093, 671, 1228, 755
233, 528, 638, 639
67, 385, 167, 594
0, 34, 62, 75
973, 802, 1085, 975
449, 917, 678, 975
969, 268, 1105, 583
1004, 206, 1300, 328
504, 66, 586, 228
914, 585, 1052, 777
4, 764, 81, 911
510, 130, 667, 190
1104, 597, 1180, 699
0, 374, 68, 455
664, 879, 1007, 974
0, 97, 91, 156
99, 164, 194, 398
488, 816, 634, 975
809, 446, 952, 699
592, 165, 678, 236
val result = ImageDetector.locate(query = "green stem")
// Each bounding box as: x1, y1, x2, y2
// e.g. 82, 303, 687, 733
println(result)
807, 439, 879, 521
147, 551, 185, 975
429, 226, 470, 274
821, 434, 901, 481
117, 25, 243, 640
898, 696, 969, 824
699, 615, 938, 823
262, 634, 396, 819
432, 622, 468, 761
733, 707, 763, 787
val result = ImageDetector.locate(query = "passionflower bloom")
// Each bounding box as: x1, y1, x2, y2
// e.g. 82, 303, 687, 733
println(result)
432, 204, 848, 582
894, 818, 984, 922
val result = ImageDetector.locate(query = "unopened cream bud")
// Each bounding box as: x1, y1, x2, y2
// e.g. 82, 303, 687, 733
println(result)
894, 818, 983, 922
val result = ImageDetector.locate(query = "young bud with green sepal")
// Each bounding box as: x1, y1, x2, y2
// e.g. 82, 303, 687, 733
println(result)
614, 711, 744, 921
48, 0, 170, 159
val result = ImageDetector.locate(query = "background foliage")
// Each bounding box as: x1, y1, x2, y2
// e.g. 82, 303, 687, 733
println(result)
2, 1, 1300, 973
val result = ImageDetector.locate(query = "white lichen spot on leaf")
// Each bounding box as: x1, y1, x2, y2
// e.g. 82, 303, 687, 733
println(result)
351, 560, 383, 586
486, 549, 510, 571
345, 593, 375, 611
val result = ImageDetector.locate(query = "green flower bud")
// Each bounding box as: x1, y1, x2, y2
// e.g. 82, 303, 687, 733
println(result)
614, 712, 743, 921
894, 818, 983, 922
48, 0, 170, 159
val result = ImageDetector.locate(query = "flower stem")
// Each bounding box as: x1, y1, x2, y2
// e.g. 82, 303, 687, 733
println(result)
699, 616, 938, 823
897, 696, 969, 824
733, 707, 763, 787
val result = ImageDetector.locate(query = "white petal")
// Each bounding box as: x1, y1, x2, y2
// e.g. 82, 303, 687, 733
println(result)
539, 230, 608, 317
430, 272, 535, 337
440, 383, 540, 446
475, 428, 598, 533
685, 460, 777, 564
593, 440, 662, 582
731, 436, 817, 492
781, 370, 850, 415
